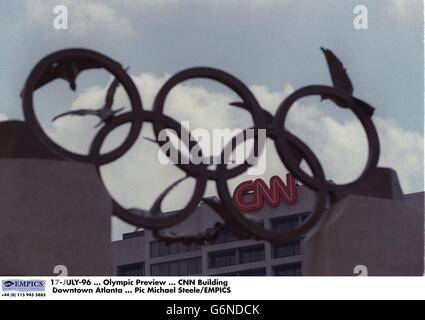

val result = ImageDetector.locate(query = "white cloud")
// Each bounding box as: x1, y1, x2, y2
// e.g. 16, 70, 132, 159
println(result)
47, 71, 248, 239
386, 0, 419, 18
45, 71, 424, 239
375, 117, 424, 192
251, 81, 423, 193
25, 0, 134, 40
0, 114, 8, 122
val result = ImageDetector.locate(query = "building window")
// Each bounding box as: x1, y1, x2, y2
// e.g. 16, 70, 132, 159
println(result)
208, 222, 263, 245
117, 262, 144, 276
122, 230, 145, 240
150, 240, 200, 258
238, 268, 266, 276
273, 263, 302, 276
271, 213, 311, 231
271, 215, 300, 231
238, 244, 265, 264
301, 213, 310, 222
210, 228, 240, 245
150, 257, 202, 276
272, 240, 301, 259
150, 241, 160, 257
215, 272, 238, 276
215, 268, 266, 276
208, 249, 237, 269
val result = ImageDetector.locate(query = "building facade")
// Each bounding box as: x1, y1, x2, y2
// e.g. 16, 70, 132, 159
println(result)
112, 182, 424, 276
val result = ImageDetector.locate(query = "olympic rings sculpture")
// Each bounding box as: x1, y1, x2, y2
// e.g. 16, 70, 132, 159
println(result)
21, 48, 380, 244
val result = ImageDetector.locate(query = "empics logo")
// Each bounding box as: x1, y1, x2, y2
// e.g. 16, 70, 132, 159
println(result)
1, 280, 46, 292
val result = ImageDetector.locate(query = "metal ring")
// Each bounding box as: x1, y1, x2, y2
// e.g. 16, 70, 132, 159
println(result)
212, 128, 328, 242
273, 85, 380, 194
22, 48, 144, 164
89, 111, 208, 229
20, 48, 381, 243
152, 67, 267, 180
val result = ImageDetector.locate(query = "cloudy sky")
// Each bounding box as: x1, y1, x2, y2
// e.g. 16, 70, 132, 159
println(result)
0, 0, 423, 240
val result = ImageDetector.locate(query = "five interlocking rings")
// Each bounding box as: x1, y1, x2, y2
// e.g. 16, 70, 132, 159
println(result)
21, 48, 380, 243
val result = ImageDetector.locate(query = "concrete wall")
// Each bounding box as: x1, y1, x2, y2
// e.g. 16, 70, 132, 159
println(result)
0, 159, 112, 276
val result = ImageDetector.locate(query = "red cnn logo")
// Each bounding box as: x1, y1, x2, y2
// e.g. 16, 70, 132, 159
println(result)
232, 174, 297, 212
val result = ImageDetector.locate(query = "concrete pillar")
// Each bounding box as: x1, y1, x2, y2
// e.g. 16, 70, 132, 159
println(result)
0, 159, 112, 276
303, 194, 424, 276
